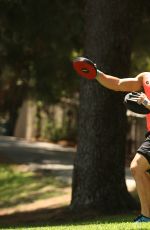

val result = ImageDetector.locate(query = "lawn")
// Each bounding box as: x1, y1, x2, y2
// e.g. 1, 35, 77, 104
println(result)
0, 165, 150, 230
3, 216, 150, 230
0, 164, 69, 208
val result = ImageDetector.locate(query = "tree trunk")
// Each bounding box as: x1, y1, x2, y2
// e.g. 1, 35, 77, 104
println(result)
71, 0, 141, 213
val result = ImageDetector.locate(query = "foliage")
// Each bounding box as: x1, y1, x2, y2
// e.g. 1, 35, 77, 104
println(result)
0, 0, 83, 134
0, 0, 83, 101
130, 2, 150, 75
44, 110, 77, 142
45, 126, 77, 143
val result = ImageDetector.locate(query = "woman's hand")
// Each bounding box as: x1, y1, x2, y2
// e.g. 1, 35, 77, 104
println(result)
136, 92, 149, 107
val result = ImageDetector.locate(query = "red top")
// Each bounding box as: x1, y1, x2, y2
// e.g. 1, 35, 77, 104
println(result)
143, 75, 150, 131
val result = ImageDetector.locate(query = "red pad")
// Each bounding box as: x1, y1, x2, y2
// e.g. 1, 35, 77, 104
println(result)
72, 57, 97, 80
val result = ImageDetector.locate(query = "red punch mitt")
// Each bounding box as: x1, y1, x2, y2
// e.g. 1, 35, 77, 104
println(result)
72, 57, 97, 80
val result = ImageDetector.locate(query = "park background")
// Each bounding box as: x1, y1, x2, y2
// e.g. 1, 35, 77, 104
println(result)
0, 0, 150, 229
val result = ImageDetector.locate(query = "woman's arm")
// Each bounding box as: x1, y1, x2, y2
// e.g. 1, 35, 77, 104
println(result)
96, 71, 144, 92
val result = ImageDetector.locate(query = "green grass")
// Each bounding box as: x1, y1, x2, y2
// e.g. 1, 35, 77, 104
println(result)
0, 164, 69, 208
1, 165, 150, 229
3, 217, 150, 230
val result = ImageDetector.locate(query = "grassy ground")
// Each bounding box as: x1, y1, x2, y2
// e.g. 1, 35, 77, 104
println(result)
0, 164, 69, 208
3, 216, 150, 230
1, 164, 150, 230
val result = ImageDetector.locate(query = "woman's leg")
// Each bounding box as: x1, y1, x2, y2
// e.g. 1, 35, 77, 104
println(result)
130, 153, 150, 217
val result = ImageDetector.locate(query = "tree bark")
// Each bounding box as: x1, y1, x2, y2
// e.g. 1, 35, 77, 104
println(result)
71, 0, 141, 213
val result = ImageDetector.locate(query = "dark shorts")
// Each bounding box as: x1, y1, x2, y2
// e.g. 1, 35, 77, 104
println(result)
137, 132, 150, 165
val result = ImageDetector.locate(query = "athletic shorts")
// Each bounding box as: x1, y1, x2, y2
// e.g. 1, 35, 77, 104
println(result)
137, 132, 150, 165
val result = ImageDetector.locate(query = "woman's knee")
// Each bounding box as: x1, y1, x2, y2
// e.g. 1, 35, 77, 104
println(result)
130, 160, 138, 177
130, 153, 149, 177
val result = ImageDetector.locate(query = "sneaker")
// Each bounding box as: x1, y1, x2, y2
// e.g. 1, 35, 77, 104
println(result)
134, 215, 142, 222
134, 214, 150, 222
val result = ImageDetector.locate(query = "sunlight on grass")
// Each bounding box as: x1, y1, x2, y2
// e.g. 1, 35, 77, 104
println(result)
0, 164, 69, 208
7, 222, 150, 230
4, 215, 150, 230
49, 222, 150, 230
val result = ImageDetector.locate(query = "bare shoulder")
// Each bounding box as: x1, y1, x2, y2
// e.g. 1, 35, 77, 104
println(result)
124, 72, 150, 92
136, 72, 150, 81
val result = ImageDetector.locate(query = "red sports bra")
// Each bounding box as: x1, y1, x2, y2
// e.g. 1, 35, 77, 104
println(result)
143, 75, 150, 131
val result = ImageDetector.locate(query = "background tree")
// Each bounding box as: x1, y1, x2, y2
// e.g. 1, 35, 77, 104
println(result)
0, 0, 82, 135
131, 0, 150, 75
71, 0, 143, 213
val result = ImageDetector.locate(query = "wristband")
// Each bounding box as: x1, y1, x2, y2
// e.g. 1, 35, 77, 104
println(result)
142, 99, 149, 107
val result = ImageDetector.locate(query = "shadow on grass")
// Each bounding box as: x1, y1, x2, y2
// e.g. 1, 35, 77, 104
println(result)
0, 164, 69, 209
0, 205, 140, 229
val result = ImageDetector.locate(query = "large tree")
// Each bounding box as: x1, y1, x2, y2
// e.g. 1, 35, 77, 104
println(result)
71, 0, 143, 213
